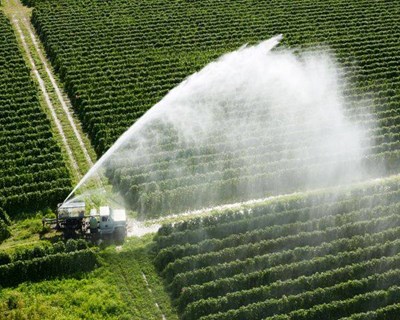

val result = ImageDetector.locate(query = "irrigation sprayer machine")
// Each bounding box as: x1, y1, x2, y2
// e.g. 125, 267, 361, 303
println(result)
43, 201, 127, 242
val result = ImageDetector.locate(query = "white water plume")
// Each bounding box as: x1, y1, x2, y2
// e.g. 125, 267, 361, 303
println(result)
64, 35, 376, 217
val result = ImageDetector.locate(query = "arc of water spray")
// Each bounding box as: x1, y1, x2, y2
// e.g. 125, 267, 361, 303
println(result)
63, 35, 284, 205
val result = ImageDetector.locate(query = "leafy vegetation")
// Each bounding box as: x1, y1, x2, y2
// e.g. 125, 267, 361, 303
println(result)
2, 0, 400, 318
0, 12, 71, 215
0, 211, 176, 318
28, 0, 400, 216
0, 207, 11, 244
0, 249, 97, 288
154, 177, 400, 319
0, 269, 129, 320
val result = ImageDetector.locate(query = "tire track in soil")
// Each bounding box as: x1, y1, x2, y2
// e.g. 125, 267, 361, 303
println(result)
23, 17, 95, 168
112, 250, 167, 320
141, 271, 167, 320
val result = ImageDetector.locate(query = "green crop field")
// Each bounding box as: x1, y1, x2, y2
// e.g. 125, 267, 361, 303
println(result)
154, 178, 400, 319
0, 12, 70, 218
1, 0, 400, 319
28, 0, 400, 216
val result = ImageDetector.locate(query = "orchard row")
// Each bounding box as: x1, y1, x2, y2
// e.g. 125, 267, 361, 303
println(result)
154, 178, 400, 318
0, 13, 71, 215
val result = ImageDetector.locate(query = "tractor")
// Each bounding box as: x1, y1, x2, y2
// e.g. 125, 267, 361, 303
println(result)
44, 201, 127, 242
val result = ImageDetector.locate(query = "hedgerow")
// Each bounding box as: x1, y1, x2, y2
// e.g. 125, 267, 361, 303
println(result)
171, 225, 400, 301
11, 239, 89, 262
156, 201, 400, 272
340, 303, 400, 320
200, 270, 400, 320
0, 249, 97, 288
266, 285, 400, 320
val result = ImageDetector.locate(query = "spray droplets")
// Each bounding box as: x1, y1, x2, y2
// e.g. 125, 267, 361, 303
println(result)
66, 36, 374, 218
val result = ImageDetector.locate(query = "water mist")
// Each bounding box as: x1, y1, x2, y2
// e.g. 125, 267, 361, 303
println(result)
64, 35, 375, 218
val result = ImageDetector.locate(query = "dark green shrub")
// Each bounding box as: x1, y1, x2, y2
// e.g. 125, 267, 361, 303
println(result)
0, 219, 11, 244
0, 208, 11, 225
0, 249, 97, 287
65, 239, 78, 252
0, 251, 11, 266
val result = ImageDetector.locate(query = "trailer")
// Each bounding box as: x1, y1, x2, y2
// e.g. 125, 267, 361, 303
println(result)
44, 201, 127, 242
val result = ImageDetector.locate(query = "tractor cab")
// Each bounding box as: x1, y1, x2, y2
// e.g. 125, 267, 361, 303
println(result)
99, 206, 112, 233
98, 206, 127, 241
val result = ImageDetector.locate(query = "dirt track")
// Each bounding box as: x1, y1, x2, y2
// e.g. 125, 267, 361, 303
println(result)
23, 17, 95, 168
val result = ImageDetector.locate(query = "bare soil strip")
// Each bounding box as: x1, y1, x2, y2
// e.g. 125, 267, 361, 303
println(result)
23, 17, 95, 168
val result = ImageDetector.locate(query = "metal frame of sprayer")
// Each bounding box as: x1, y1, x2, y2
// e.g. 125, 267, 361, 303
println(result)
43, 201, 127, 242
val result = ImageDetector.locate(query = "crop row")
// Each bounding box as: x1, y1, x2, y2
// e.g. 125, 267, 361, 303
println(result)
184, 252, 400, 319
201, 270, 400, 320
158, 177, 400, 236
105, 122, 400, 179
122, 155, 400, 217
33, 2, 400, 54
112, 150, 400, 217
10, 238, 90, 262
0, 249, 97, 288
266, 285, 400, 320
163, 210, 400, 282
169, 224, 400, 298
154, 177, 400, 318
177, 238, 400, 309
151, 182, 400, 319
0, 13, 70, 214
155, 185, 400, 250
30, 0, 400, 216
339, 303, 400, 319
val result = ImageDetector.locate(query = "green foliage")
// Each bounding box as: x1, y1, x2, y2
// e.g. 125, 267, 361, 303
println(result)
154, 178, 400, 318
341, 303, 400, 320
199, 271, 400, 320
0, 271, 129, 319
155, 186, 400, 268
20, 0, 36, 6
0, 13, 71, 216
171, 226, 400, 303
30, 0, 400, 216
12, 239, 89, 262
184, 254, 400, 319
0, 207, 11, 244
0, 249, 97, 288
0, 208, 11, 226
0, 236, 177, 319
0, 219, 10, 244
0, 251, 11, 266
52, 241, 66, 253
